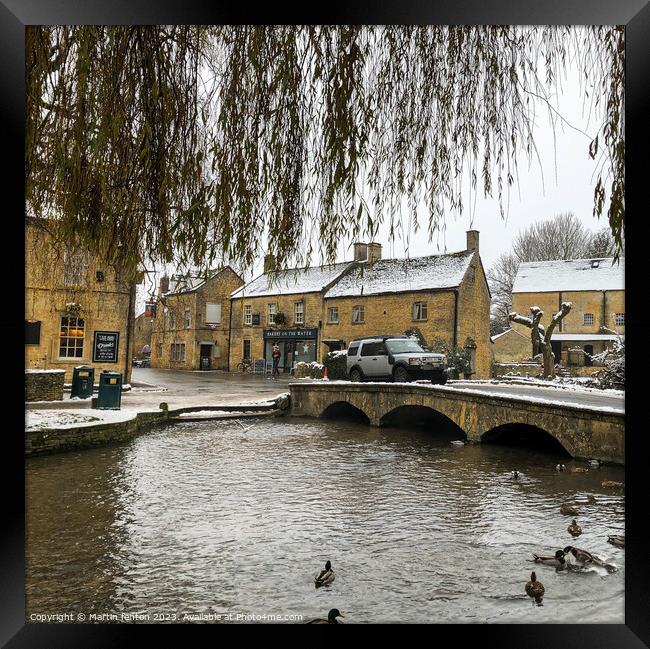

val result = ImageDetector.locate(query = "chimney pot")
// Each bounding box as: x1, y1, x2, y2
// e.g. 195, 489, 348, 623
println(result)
353, 243, 368, 262
367, 242, 382, 263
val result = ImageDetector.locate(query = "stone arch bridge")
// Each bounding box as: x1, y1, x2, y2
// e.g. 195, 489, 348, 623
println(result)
288, 382, 624, 464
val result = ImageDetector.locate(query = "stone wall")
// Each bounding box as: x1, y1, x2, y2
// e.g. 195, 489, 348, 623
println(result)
491, 328, 532, 363
25, 370, 65, 402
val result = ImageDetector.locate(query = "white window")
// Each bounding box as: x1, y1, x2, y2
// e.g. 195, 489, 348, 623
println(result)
413, 302, 428, 321
352, 305, 365, 323
327, 307, 339, 324
295, 301, 304, 325
184, 309, 191, 329
171, 343, 186, 361
206, 303, 222, 324
59, 317, 85, 358
615, 313, 625, 326
583, 313, 594, 326
170, 310, 177, 330
244, 304, 253, 326
268, 303, 277, 325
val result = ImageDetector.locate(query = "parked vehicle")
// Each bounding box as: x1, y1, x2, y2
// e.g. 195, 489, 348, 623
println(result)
346, 335, 448, 384
132, 357, 151, 368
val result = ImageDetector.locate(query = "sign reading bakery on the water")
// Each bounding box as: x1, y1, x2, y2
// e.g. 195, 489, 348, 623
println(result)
93, 331, 120, 363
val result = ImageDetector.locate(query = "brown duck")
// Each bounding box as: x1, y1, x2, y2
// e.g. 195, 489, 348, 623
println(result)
563, 546, 617, 572
607, 535, 625, 548
525, 572, 545, 604
568, 520, 582, 537
560, 503, 580, 516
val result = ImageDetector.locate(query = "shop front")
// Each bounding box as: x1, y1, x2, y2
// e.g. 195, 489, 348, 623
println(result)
263, 328, 318, 373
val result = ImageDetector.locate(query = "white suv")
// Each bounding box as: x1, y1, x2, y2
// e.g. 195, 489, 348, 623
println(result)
346, 335, 448, 384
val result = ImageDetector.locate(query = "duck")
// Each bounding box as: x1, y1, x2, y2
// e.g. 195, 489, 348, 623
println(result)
560, 503, 580, 516
525, 572, 545, 605
314, 560, 335, 587
556, 463, 566, 472
450, 440, 465, 446
570, 466, 589, 474
306, 608, 344, 624
532, 549, 567, 569
563, 546, 617, 572
511, 470, 520, 479
602, 480, 624, 488
607, 535, 625, 548
568, 519, 582, 537
588, 459, 602, 468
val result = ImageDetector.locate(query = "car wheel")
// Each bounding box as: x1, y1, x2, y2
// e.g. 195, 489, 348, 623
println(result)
349, 368, 363, 382
393, 365, 411, 382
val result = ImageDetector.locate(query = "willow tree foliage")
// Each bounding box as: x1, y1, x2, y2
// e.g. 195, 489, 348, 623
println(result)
26, 25, 625, 279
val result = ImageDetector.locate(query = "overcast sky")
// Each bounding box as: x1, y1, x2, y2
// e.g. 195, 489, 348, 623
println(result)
136, 57, 613, 316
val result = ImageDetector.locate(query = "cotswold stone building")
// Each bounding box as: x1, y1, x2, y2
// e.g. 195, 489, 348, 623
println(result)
229, 231, 491, 378
150, 268, 244, 371
511, 257, 625, 367
25, 217, 137, 383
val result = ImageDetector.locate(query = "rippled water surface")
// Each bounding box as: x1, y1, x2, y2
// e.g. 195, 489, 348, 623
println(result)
26, 417, 625, 623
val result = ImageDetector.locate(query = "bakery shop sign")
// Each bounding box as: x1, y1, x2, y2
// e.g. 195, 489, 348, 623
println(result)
93, 331, 120, 363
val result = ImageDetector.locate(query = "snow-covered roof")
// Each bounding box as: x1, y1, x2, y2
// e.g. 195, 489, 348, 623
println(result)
512, 258, 624, 293
490, 328, 528, 343
551, 333, 623, 341
323, 251, 474, 298
231, 262, 354, 298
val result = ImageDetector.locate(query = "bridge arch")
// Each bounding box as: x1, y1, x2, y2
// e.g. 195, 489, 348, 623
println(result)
481, 423, 573, 457
320, 401, 371, 425
380, 405, 467, 439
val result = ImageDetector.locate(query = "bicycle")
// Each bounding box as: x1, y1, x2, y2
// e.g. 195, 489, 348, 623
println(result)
237, 358, 253, 373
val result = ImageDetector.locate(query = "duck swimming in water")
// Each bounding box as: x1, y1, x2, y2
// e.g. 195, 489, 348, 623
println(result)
568, 520, 582, 537
556, 464, 566, 472
532, 549, 567, 569
306, 608, 344, 624
608, 535, 625, 548
563, 546, 617, 572
512, 470, 520, 479
314, 560, 335, 587
560, 503, 580, 516
525, 572, 545, 605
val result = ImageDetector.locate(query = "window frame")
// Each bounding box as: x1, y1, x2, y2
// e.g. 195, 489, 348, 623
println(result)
59, 316, 85, 359
244, 304, 253, 326
206, 302, 222, 325
583, 313, 594, 326
352, 305, 365, 324
171, 342, 186, 362
412, 301, 428, 322
294, 301, 304, 325
614, 313, 625, 326
267, 303, 277, 325
327, 306, 339, 324
184, 308, 191, 329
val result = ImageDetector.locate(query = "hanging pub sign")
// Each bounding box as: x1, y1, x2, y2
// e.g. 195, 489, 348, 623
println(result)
93, 331, 120, 363
145, 302, 157, 318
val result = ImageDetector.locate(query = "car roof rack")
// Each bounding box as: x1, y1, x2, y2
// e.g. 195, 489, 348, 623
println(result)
349, 334, 409, 343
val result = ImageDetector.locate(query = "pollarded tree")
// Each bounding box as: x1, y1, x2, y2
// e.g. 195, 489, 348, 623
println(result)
26, 26, 624, 279
509, 302, 572, 379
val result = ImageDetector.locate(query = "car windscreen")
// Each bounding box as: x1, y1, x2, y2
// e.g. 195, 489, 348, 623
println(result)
385, 339, 426, 354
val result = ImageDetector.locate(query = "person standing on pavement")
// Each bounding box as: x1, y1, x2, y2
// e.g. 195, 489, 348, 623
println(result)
272, 343, 281, 379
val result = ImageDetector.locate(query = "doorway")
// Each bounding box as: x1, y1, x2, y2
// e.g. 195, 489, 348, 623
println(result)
584, 344, 594, 367
200, 344, 212, 370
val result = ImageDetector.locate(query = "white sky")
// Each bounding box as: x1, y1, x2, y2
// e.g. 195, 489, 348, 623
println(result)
136, 53, 612, 316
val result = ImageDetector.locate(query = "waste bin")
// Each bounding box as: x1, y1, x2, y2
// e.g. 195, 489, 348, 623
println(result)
71, 366, 95, 399
96, 371, 122, 409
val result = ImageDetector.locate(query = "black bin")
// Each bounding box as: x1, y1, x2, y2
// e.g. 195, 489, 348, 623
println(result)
96, 371, 122, 410
71, 366, 95, 399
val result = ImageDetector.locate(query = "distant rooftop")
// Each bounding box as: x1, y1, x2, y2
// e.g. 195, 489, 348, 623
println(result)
323, 251, 474, 298
231, 262, 354, 298
512, 258, 624, 294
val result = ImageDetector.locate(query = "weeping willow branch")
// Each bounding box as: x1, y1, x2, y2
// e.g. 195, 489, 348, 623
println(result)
26, 25, 625, 279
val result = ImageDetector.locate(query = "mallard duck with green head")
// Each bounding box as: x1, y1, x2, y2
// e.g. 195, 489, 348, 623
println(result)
306, 608, 344, 624
314, 560, 335, 587
525, 572, 545, 605
532, 549, 567, 569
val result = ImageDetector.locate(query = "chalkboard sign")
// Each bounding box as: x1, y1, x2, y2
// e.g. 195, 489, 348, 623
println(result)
253, 358, 266, 374
93, 331, 120, 363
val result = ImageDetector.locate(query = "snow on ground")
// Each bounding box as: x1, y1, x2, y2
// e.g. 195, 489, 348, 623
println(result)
456, 378, 624, 397
175, 410, 261, 418
25, 408, 159, 431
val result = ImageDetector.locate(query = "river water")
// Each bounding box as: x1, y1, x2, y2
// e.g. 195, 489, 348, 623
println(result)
26, 416, 625, 624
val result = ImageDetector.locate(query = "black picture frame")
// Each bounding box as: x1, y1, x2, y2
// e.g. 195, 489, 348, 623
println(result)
6, 1, 647, 646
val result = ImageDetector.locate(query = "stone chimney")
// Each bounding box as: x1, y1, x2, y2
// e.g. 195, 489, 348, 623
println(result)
159, 274, 170, 295
367, 242, 382, 263
353, 242, 368, 262
466, 230, 479, 252
264, 254, 276, 273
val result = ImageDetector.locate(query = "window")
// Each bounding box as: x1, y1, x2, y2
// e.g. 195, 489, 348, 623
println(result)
583, 313, 594, 326
267, 303, 277, 325
171, 343, 186, 362
347, 343, 360, 356
59, 317, 85, 358
244, 304, 253, 326
163, 307, 168, 331
615, 313, 625, 326
295, 301, 304, 325
170, 310, 177, 330
184, 309, 191, 329
361, 341, 386, 356
352, 305, 365, 323
412, 302, 428, 321
25, 320, 41, 345
327, 307, 339, 324
206, 303, 222, 324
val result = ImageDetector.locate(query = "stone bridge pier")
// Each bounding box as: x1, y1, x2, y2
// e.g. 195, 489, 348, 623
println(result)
288, 382, 625, 464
